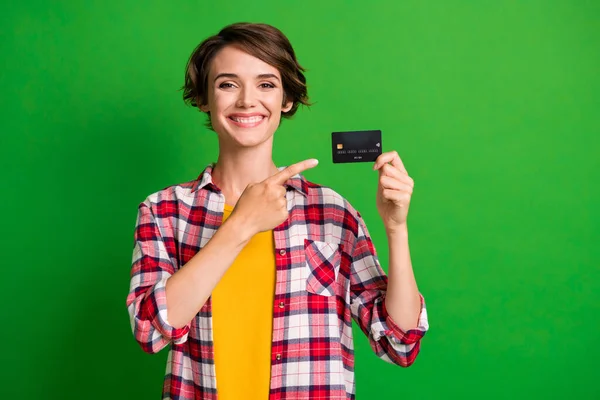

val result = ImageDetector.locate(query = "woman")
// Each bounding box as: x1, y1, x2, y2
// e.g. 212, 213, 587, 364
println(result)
126, 22, 429, 400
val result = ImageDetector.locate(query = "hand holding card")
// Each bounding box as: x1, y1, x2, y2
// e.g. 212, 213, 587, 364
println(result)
330, 130, 412, 230
373, 151, 414, 232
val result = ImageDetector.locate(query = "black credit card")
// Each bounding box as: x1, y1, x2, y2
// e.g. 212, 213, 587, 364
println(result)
332, 130, 382, 163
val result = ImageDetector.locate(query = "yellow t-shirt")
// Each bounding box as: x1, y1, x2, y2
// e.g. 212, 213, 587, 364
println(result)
211, 204, 276, 399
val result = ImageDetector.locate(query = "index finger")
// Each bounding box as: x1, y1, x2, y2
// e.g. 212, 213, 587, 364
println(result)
268, 158, 319, 185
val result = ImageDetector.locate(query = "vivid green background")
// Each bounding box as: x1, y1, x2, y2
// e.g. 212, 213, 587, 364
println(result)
2, 1, 598, 399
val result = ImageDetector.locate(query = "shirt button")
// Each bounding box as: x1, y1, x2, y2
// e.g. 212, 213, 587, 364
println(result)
276, 354, 282, 361
279, 249, 286, 256
279, 302, 285, 308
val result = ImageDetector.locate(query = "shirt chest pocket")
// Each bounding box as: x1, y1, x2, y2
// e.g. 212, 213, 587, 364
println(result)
304, 239, 342, 297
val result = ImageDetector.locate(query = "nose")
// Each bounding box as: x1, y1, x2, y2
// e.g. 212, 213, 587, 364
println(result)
236, 86, 257, 108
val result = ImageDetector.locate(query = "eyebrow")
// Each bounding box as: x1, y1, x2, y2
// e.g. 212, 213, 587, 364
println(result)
213, 73, 281, 82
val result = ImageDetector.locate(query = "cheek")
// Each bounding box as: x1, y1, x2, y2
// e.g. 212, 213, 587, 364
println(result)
270, 112, 282, 125
266, 95, 286, 114
210, 90, 236, 112
210, 93, 225, 112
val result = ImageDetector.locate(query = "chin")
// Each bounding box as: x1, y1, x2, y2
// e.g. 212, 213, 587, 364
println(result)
219, 130, 272, 148
216, 120, 277, 147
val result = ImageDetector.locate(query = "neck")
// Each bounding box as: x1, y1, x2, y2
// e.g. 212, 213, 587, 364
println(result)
212, 147, 279, 207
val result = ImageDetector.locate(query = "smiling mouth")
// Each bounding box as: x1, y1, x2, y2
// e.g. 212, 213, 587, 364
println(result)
228, 115, 266, 127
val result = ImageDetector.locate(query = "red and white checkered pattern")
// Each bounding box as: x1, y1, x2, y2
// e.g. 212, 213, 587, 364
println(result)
127, 164, 429, 399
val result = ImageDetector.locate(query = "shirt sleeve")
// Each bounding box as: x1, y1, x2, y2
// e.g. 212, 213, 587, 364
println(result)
126, 201, 190, 354
349, 213, 429, 367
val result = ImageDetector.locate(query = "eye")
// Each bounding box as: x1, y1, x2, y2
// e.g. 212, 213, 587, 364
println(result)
259, 82, 276, 89
218, 82, 236, 89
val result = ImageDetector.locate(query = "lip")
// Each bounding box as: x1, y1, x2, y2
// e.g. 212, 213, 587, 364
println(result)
227, 113, 267, 128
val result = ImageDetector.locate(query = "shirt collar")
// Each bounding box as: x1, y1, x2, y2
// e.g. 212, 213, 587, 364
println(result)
191, 163, 309, 197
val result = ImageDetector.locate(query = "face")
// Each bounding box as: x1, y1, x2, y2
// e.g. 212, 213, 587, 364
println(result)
200, 45, 293, 148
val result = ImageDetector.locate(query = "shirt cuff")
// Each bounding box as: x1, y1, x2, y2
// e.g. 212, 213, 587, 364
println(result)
141, 278, 190, 343
381, 293, 428, 345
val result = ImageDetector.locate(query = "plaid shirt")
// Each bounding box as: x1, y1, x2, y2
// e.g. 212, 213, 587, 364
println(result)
127, 164, 429, 400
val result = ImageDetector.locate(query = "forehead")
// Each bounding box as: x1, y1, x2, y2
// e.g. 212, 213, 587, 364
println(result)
209, 45, 281, 79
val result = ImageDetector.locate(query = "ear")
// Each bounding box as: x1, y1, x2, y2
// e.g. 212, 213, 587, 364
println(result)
196, 95, 209, 112
282, 99, 293, 113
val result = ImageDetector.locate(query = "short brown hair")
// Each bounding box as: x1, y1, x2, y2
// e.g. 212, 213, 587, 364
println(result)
182, 22, 310, 122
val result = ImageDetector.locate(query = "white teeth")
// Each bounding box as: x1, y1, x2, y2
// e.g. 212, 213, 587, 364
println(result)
231, 116, 264, 124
